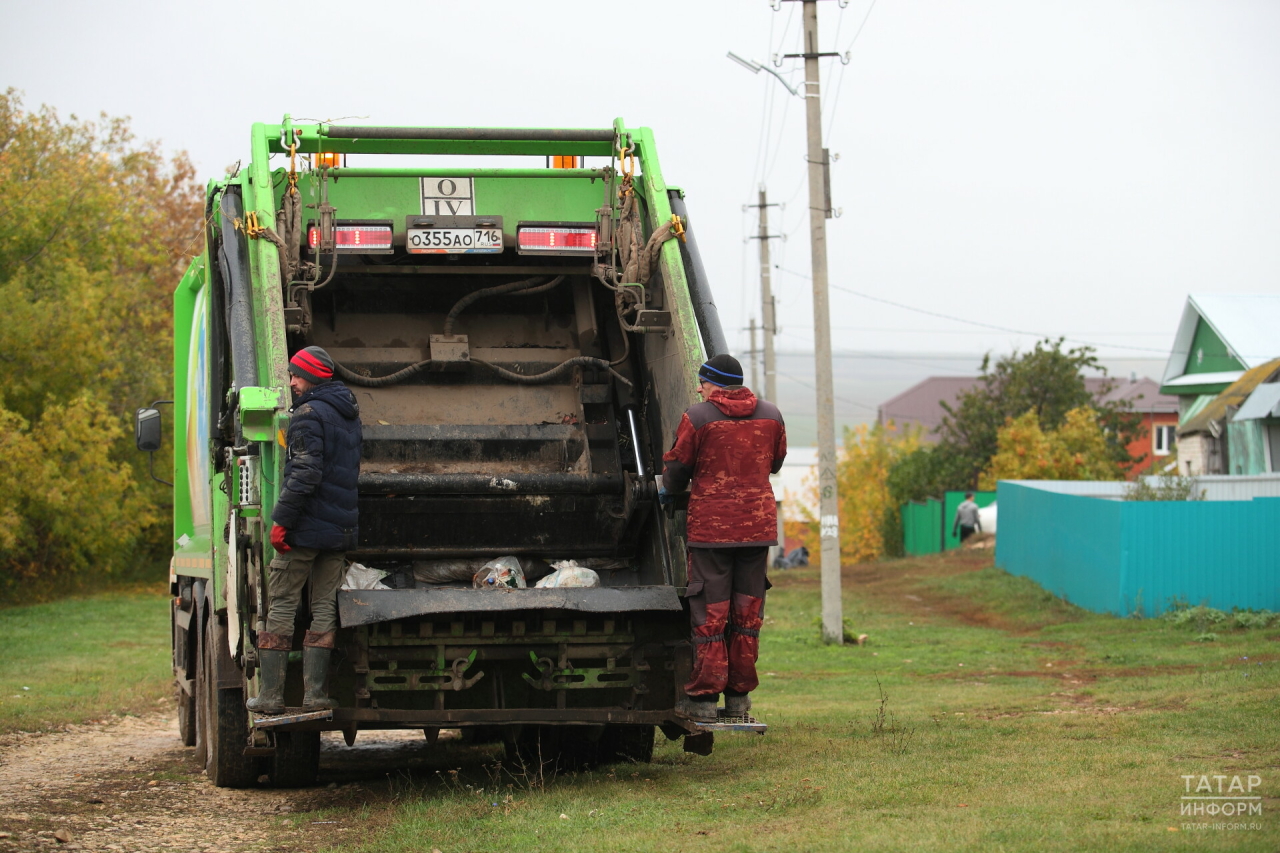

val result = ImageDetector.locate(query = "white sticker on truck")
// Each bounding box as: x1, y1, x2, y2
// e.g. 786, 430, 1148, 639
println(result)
421, 177, 474, 216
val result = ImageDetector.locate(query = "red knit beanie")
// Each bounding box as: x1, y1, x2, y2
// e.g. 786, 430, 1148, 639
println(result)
288, 346, 335, 383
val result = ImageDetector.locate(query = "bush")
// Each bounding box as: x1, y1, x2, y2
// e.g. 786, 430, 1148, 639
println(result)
1125, 473, 1205, 501
0, 90, 200, 603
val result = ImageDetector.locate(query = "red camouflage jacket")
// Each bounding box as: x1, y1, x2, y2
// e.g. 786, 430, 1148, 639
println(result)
661, 387, 787, 546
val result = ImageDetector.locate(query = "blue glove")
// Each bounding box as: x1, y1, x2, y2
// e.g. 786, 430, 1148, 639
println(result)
658, 486, 673, 506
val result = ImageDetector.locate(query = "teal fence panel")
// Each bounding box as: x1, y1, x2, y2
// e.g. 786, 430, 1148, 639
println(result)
995, 483, 1124, 613
996, 484, 1280, 616
1118, 497, 1280, 615
942, 490, 997, 550
902, 499, 942, 555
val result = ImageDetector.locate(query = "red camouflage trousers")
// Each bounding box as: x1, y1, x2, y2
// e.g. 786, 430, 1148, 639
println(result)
683, 546, 769, 698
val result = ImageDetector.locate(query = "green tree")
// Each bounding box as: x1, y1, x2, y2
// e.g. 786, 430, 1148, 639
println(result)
0, 90, 202, 600
888, 338, 1143, 502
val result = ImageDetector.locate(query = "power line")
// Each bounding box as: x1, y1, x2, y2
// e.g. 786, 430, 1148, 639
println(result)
772, 266, 1172, 354
774, 369, 879, 413
824, 0, 877, 145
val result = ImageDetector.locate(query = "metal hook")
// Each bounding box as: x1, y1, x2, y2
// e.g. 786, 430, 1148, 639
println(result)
840, 50, 852, 65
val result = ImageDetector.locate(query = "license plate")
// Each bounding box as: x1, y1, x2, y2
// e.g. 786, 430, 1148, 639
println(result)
407, 227, 503, 254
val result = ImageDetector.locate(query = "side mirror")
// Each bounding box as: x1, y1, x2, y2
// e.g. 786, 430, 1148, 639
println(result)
135, 401, 174, 486
135, 407, 163, 452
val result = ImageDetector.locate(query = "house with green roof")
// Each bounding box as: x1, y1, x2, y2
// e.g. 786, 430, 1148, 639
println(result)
1161, 293, 1280, 474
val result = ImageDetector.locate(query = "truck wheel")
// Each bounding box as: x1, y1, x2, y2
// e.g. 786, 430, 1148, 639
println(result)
173, 603, 196, 747
510, 725, 599, 773
176, 683, 196, 748
599, 725, 655, 765
270, 731, 321, 788
200, 615, 258, 788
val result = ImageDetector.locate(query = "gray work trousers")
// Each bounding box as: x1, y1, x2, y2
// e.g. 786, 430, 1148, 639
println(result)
265, 546, 345, 637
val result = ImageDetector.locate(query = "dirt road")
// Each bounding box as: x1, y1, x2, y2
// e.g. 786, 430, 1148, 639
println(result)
0, 712, 450, 852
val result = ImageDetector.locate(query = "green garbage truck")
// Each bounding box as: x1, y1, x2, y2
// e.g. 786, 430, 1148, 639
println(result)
135, 117, 749, 788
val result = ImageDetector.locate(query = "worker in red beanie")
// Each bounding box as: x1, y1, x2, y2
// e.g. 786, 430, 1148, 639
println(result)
248, 346, 362, 715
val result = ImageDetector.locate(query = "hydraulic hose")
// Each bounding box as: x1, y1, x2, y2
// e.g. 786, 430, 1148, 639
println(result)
443, 275, 565, 336
334, 359, 432, 388
472, 356, 632, 388
336, 355, 630, 389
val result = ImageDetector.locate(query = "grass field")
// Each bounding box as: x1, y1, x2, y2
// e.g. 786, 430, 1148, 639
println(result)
314, 551, 1280, 853
0, 585, 172, 732
2, 553, 1276, 851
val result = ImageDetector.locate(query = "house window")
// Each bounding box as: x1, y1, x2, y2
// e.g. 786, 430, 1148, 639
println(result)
1154, 424, 1176, 456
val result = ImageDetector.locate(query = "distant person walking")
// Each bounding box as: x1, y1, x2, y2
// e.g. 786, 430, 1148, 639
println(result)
248, 346, 362, 715
953, 492, 982, 543
660, 354, 787, 722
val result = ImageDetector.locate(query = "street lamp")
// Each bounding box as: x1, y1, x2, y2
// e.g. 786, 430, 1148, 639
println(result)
726, 51, 801, 98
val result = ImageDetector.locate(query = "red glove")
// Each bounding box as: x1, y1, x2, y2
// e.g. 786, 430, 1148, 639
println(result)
270, 524, 291, 553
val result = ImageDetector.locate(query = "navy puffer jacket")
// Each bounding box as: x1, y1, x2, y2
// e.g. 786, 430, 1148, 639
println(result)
271, 381, 362, 551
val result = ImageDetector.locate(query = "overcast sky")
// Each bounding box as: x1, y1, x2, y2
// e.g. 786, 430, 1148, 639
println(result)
4, 0, 1278, 367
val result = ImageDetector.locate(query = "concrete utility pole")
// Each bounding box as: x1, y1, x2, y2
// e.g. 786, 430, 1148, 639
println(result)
729, 1, 842, 643
748, 317, 760, 390
797, 0, 842, 644
748, 186, 780, 406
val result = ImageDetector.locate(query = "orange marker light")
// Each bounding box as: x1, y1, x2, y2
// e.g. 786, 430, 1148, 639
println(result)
551, 155, 581, 169
315, 152, 341, 169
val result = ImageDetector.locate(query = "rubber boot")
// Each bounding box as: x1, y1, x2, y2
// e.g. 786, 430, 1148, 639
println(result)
302, 646, 338, 710
246, 648, 288, 715
724, 692, 752, 718
676, 693, 719, 722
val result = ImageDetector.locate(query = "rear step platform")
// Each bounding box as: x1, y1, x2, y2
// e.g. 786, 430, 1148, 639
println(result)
251, 709, 334, 728
695, 710, 767, 734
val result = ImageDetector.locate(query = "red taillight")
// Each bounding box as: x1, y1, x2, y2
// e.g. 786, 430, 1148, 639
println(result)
516, 225, 598, 255
307, 224, 393, 252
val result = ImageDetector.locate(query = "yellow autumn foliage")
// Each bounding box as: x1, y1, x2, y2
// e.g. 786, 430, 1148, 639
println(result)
802, 422, 922, 566
978, 406, 1125, 489
0, 90, 202, 600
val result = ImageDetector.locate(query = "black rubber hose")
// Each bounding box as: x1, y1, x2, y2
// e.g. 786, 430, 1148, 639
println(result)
443, 275, 565, 336
667, 190, 729, 357
334, 359, 431, 388
336, 354, 630, 388
472, 356, 632, 388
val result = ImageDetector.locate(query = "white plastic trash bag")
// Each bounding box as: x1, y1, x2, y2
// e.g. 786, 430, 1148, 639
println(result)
472, 556, 527, 589
342, 562, 391, 590
534, 560, 600, 589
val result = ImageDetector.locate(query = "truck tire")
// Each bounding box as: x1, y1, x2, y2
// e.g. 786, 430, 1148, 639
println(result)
199, 614, 258, 788
270, 731, 321, 788
599, 725, 655, 765
173, 603, 196, 747
509, 725, 599, 773
176, 683, 196, 748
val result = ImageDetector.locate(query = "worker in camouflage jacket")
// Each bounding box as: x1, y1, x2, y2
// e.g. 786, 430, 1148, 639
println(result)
661, 354, 786, 722
248, 346, 362, 715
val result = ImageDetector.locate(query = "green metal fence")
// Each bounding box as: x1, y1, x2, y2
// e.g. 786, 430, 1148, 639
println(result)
902, 499, 943, 555
995, 482, 1280, 616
